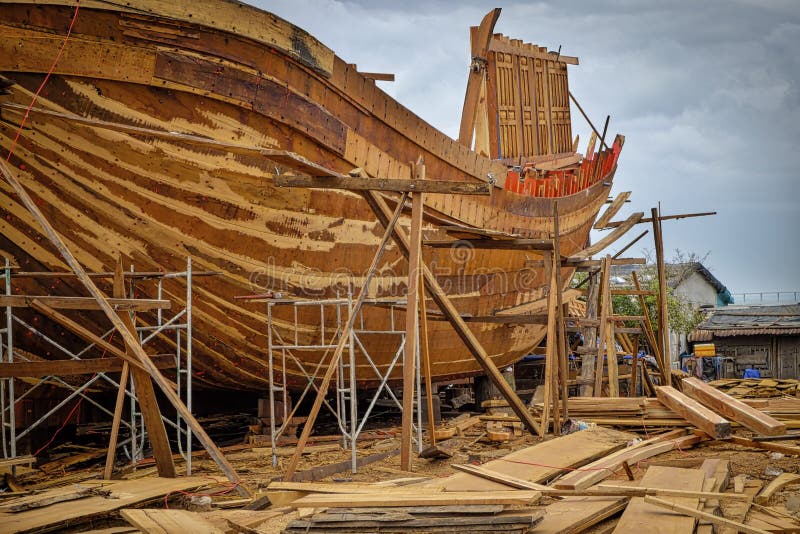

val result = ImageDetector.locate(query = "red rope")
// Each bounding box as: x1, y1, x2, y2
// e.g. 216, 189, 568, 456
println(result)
163, 477, 240, 509
6, 0, 81, 162
33, 397, 83, 457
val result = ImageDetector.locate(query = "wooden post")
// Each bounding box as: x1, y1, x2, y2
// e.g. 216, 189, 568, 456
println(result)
607, 322, 619, 397
283, 193, 410, 481
579, 270, 599, 396
401, 161, 424, 471
552, 203, 568, 425
652, 206, 671, 383
593, 256, 612, 395
364, 191, 541, 436
541, 251, 556, 433
419, 277, 436, 446
630, 335, 640, 398
0, 159, 245, 495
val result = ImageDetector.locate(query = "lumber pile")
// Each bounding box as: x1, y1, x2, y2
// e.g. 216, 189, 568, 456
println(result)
709, 378, 800, 398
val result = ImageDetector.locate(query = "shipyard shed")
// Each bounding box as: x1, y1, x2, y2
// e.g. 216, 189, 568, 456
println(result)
689, 304, 800, 379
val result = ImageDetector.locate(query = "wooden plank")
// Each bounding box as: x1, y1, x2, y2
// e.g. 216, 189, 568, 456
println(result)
289, 449, 399, 483
601, 211, 718, 229
567, 212, 644, 261
450, 464, 550, 490
419, 277, 436, 446
594, 256, 612, 395
283, 195, 408, 480
274, 174, 490, 194
681, 377, 786, 436
644, 496, 770, 534
458, 9, 502, 146
105, 259, 131, 481
541, 251, 557, 431
755, 473, 800, 505
552, 203, 569, 426
537, 497, 627, 534
430, 427, 631, 492
656, 386, 731, 438
290, 490, 542, 508
0, 355, 175, 378
0, 295, 170, 311
594, 192, 632, 230
0, 158, 244, 494
652, 206, 671, 368
364, 190, 542, 436
121, 509, 224, 533
720, 480, 763, 534
727, 436, 800, 456
613, 466, 706, 534
553, 430, 697, 490
401, 162, 424, 471
0, 477, 210, 533
423, 238, 552, 250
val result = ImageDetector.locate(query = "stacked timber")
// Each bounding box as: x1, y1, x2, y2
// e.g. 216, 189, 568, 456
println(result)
709, 378, 800, 398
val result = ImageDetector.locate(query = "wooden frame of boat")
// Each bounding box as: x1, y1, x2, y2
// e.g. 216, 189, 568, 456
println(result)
0, 1, 626, 391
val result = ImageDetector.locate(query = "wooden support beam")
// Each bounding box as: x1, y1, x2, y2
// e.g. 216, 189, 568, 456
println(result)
541, 251, 557, 433
594, 191, 631, 229
727, 436, 800, 456
364, 191, 541, 436
568, 92, 609, 150
579, 270, 599, 396
612, 230, 649, 259
458, 8, 502, 147
593, 256, 612, 396
656, 386, 731, 438
0, 158, 246, 495
607, 321, 619, 397
283, 193, 409, 481
566, 212, 644, 261
0, 295, 170, 311
419, 278, 436, 447
401, 161, 424, 471
652, 206, 671, 372
552, 203, 569, 426
600, 211, 717, 229
0, 355, 174, 378
358, 71, 395, 81
681, 377, 786, 436
632, 271, 666, 386
423, 238, 552, 250
274, 174, 490, 195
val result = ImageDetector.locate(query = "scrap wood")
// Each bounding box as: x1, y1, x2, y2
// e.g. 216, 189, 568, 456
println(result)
289, 490, 542, 508
266, 481, 443, 494
656, 385, 731, 438
536, 496, 627, 534
121, 509, 224, 533
552, 429, 700, 490
450, 464, 550, 491
0, 476, 211, 533
682, 377, 787, 436
720, 479, 764, 534
2, 487, 112, 513
755, 473, 800, 505
728, 436, 800, 456
644, 496, 770, 534
612, 466, 705, 534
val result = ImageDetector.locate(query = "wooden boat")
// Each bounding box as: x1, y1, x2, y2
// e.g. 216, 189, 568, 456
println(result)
0, 2, 624, 391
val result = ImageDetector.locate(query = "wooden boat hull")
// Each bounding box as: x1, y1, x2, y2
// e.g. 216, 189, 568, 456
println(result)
0, 1, 618, 390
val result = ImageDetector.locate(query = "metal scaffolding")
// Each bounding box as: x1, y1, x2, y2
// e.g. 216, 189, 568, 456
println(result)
0, 257, 196, 473
262, 291, 422, 472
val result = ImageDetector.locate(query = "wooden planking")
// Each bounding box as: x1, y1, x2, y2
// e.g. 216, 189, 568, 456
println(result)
553, 430, 700, 490
121, 509, 224, 534
430, 427, 631, 492
681, 377, 786, 436
656, 386, 731, 438
537, 497, 627, 534
274, 174, 490, 194
0, 477, 210, 532
613, 466, 705, 534
0, 354, 175, 378
290, 491, 542, 508
0, 295, 170, 311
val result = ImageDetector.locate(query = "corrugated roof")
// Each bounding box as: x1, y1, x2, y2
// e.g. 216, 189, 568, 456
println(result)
689, 304, 800, 341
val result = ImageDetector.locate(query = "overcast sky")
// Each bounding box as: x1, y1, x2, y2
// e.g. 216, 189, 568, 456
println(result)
250, 0, 799, 297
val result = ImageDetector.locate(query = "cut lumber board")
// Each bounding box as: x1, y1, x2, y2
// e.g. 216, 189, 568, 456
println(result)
553, 430, 700, 490
682, 377, 786, 436
0, 477, 210, 533
720, 480, 763, 534
755, 473, 800, 505
121, 509, 224, 533
289, 490, 542, 508
612, 466, 705, 534
644, 496, 770, 534
537, 496, 627, 534
656, 385, 731, 438
428, 427, 631, 492
450, 464, 550, 490
728, 436, 800, 456
266, 482, 442, 494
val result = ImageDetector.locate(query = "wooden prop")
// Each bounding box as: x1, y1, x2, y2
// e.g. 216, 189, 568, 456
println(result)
593, 256, 612, 396
419, 278, 436, 446
364, 191, 541, 436
601, 211, 717, 229
681, 377, 786, 436
541, 252, 558, 432
567, 213, 644, 262
656, 386, 731, 438
652, 206, 670, 367
632, 270, 666, 385
1, 158, 245, 493
283, 193, 409, 480
552, 203, 569, 425
401, 161, 424, 471
594, 191, 631, 229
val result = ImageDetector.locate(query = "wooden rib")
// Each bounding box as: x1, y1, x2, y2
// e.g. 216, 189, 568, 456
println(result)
0, 355, 174, 378
567, 212, 644, 261
0, 295, 170, 311
274, 174, 490, 194
594, 191, 631, 229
